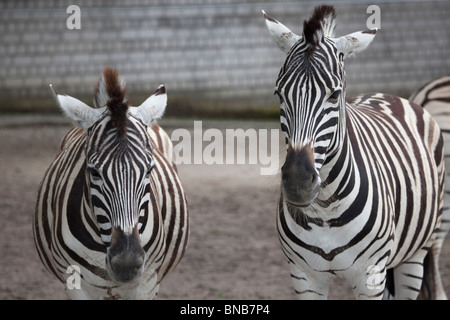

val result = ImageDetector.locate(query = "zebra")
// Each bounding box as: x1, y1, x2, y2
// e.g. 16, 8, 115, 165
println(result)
409, 75, 450, 298
263, 5, 448, 299
33, 67, 189, 299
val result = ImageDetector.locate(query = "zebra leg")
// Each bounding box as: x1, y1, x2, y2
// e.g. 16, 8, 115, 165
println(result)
421, 205, 449, 299
391, 249, 428, 300
417, 238, 448, 300
290, 263, 329, 299
349, 266, 387, 300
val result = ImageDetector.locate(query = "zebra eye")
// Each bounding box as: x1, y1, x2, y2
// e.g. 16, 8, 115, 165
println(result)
327, 90, 341, 104
145, 163, 155, 178
88, 166, 102, 181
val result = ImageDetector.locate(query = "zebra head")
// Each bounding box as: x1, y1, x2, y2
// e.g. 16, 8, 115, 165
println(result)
263, 5, 376, 207
50, 68, 167, 284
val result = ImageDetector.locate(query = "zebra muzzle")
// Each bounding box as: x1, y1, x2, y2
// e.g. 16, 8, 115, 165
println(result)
106, 226, 145, 284
281, 145, 321, 207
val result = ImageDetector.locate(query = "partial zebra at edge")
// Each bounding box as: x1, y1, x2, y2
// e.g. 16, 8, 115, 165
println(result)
264, 5, 448, 299
410, 74, 450, 299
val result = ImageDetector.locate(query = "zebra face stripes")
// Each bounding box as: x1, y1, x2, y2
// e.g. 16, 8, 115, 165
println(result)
86, 116, 154, 240
85, 115, 155, 283
264, 6, 446, 299
276, 38, 345, 152
265, 7, 376, 208
267, 6, 374, 207
54, 69, 167, 285
275, 37, 346, 206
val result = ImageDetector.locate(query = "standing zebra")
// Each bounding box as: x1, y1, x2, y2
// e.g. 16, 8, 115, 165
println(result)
263, 5, 448, 299
409, 75, 450, 299
34, 68, 189, 299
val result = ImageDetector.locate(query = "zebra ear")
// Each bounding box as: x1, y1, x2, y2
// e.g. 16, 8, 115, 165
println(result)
334, 29, 377, 59
50, 84, 105, 131
262, 10, 301, 54
130, 85, 167, 126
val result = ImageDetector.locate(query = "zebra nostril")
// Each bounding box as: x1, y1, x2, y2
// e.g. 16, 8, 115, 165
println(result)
106, 227, 146, 284
106, 251, 145, 284
311, 172, 320, 188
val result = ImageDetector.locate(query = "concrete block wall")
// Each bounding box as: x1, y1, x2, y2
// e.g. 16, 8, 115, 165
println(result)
1, 0, 449, 115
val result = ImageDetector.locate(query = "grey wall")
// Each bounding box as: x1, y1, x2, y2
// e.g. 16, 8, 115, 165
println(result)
1, 0, 449, 115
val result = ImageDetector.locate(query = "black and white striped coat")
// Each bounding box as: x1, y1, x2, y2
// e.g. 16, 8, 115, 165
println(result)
409, 74, 450, 297
264, 5, 447, 299
34, 68, 189, 299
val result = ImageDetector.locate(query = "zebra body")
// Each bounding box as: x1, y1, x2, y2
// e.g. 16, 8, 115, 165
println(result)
264, 6, 447, 299
34, 68, 188, 299
278, 93, 444, 299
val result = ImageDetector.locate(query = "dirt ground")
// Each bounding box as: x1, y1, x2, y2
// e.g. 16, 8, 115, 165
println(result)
1, 115, 449, 300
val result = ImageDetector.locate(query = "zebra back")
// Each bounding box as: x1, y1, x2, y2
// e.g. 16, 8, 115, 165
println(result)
410, 75, 450, 133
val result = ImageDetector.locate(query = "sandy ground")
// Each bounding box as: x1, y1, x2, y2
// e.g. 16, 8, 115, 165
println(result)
1, 115, 449, 300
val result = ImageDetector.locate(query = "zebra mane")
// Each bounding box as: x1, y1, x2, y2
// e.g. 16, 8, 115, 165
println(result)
303, 5, 336, 47
94, 68, 129, 138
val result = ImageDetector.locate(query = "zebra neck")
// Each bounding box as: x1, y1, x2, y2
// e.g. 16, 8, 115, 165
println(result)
313, 131, 360, 219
